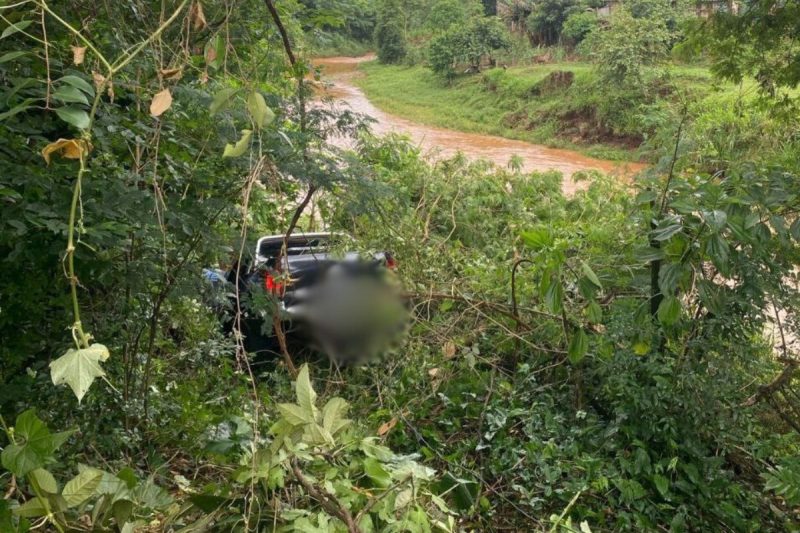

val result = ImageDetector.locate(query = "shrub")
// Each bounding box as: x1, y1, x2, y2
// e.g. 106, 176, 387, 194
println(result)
375, 0, 407, 64
561, 11, 598, 47
427, 16, 511, 79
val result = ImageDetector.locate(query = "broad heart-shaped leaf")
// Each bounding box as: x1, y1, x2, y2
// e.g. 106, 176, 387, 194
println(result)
50, 343, 110, 403
657, 296, 681, 326
222, 129, 252, 158
568, 329, 589, 364
54, 105, 90, 130
1, 410, 54, 477
30, 468, 58, 494
321, 397, 350, 435
295, 364, 317, 416
62, 469, 103, 507
246, 91, 274, 129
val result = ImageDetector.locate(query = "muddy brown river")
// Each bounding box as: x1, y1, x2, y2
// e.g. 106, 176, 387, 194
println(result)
315, 56, 646, 194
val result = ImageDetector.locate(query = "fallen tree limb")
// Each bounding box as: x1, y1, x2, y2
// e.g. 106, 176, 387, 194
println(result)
291, 460, 361, 533
742, 358, 799, 407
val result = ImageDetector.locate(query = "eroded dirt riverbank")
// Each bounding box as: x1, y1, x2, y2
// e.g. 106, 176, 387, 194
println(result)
315, 55, 646, 194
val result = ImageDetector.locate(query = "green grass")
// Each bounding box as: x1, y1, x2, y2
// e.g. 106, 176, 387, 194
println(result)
354, 60, 724, 162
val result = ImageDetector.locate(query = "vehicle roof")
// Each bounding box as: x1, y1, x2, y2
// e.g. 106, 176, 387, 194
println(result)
255, 232, 352, 265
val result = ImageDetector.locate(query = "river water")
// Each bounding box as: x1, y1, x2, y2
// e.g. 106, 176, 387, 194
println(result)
315, 56, 646, 194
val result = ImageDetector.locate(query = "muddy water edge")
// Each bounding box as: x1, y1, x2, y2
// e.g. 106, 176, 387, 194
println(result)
313, 55, 647, 195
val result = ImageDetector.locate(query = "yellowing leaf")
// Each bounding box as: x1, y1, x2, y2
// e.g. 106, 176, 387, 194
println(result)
150, 88, 172, 117
71, 45, 86, 65
41, 138, 89, 164
222, 129, 252, 158
49, 343, 109, 403
246, 91, 274, 129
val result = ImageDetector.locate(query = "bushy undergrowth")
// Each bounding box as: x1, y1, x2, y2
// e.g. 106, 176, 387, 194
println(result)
323, 134, 800, 530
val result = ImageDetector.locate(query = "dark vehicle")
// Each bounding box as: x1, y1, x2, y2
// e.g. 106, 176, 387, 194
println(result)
209, 232, 405, 364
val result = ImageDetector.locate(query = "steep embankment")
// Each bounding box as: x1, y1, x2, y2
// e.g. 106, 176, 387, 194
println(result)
354, 60, 717, 162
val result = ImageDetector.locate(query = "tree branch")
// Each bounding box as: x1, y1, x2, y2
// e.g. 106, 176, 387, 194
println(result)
291, 460, 361, 533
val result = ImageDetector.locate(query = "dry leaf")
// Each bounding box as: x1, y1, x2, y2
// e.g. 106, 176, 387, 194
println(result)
71, 46, 86, 65
200, 70, 209, 85
377, 417, 398, 437
191, 1, 207, 31
92, 71, 106, 90
160, 67, 183, 81
204, 45, 217, 65
150, 88, 173, 117
42, 138, 90, 164
442, 341, 457, 359
428, 367, 442, 392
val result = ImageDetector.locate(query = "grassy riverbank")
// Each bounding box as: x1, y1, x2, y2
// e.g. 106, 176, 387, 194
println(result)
354, 60, 722, 162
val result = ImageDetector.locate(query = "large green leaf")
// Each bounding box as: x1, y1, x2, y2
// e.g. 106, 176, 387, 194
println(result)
657, 296, 681, 326
54, 106, 90, 130
30, 468, 58, 494
581, 261, 602, 289
706, 234, 729, 270
363, 457, 391, 488
651, 223, 683, 242
277, 403, 313, 426
59, 75, 95, 96
52, 86, 89, 106
321, 397, 350, 435
0, 51, 28, 64
1, 410, 54, 477
246, 91, 274, 129
540, 269, 563, 314
12, 498, 47, 518
568, 329, 589, 364
49, 343, 110, 403
62, 469, 103, 507
295, 364, 317, 416
1, 20, 33, 39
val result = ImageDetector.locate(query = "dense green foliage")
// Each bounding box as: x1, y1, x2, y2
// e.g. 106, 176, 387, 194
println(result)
1, 0, 800, 531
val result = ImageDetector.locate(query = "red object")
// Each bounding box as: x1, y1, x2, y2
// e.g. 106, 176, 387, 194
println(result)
264, 272, 284, 295
385, 253, 397, 270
